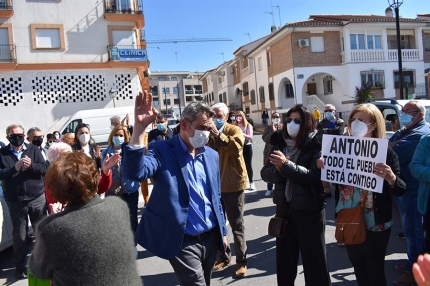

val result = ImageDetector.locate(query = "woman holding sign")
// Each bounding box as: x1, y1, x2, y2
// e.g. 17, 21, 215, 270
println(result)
261, 104, 330, 286
319, 103, 406, 286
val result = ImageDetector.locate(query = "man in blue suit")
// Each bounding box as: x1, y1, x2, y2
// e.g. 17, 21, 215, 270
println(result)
122, 91, 228, 286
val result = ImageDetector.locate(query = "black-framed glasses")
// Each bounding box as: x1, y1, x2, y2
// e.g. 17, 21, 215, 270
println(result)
325, 109, 334, 112
9, 134, 24, 139
272, 116, 280, 119
33, 136, 44, 140
285, 117, 302, 124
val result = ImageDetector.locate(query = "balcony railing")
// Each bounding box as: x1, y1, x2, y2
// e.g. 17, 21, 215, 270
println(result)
0, 44, 16, 63
107, 45, 147, 62
388, 49, 420, 61
0, 0, 12, 10
104, 0, 143, 14
344, 49, 420, 63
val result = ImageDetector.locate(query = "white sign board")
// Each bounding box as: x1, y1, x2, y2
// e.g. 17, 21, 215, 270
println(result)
321, 135, 388, 193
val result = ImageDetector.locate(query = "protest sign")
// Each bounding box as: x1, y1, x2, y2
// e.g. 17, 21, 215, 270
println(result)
321, 134, 388, 193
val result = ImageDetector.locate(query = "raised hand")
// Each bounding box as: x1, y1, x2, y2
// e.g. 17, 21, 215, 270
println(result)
93, 145, 101, 158
131, 90, 159, 145
102, 153, 121, 175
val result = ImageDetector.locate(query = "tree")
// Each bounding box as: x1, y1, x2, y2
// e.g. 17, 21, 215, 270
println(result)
355, 86, 373, 104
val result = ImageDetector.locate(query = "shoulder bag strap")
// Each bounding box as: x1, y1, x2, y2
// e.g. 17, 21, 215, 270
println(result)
359, 190, 369, 207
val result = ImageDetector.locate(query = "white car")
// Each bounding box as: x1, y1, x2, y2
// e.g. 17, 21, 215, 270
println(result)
0, 181, 13, 252
167, 119, 179, 130
0, 181, 34, 253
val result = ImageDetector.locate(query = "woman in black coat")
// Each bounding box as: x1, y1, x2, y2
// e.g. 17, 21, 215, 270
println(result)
71, 123, 102, 169
261, 104, 330, 286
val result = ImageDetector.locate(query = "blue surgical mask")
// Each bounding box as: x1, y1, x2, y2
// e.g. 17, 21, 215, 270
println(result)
399, 113, 414, 126
157, 123, 166, 132
112, 136, 124, 146
213, 118, 225, 129
325, 111, 334, 119
230, 116, 235, 121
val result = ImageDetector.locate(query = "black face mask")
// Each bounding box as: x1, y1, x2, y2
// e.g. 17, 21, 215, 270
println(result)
32, 138, 43, 147
9, 135, 25, 147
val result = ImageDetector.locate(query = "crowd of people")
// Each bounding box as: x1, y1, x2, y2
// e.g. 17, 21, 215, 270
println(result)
2, 92, 430, 285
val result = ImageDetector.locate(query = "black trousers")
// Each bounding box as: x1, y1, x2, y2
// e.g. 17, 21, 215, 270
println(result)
243, 144, 253, 183
423, 201, 430, 253
275, 204, 331, 286
345, 228, 391, 286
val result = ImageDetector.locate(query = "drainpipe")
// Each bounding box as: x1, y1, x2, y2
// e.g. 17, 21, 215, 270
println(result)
246, 56, 260, 117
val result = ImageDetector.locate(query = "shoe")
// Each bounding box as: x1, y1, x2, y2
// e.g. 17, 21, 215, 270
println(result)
396, 263, 407, 273
249, 183, 255, 190
235, 264, 247, 278
14, 268, 27, 280
337, 242, 345, 246
265, 190, 273, 197
394, 271, 417, 285
213, 259, 232, 272
397, 232, 406, 239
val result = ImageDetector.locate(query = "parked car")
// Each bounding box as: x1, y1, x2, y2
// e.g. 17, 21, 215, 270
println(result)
0, 180, 13, 252
367, 98, 430, 138
167, 119, 179, 130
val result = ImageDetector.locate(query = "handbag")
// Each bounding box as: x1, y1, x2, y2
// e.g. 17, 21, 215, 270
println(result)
268, 217, 288, 238
335, 190, 368, 245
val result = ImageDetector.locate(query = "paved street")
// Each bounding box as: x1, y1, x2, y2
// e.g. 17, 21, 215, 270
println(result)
0, 131, 408, 286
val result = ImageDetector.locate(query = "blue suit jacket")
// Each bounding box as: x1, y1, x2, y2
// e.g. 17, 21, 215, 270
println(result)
122, 135, 227, 259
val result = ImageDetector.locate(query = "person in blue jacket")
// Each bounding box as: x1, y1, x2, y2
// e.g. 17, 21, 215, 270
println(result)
389, 100, 430, 285
122, 91, 228, 286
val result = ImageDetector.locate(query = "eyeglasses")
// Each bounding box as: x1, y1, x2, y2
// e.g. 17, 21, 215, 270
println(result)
401, 109, 420, 115
285, 117, 302, 124
33, 136, 44, 140
272, 116, 280, 119
325, 109, 334, 112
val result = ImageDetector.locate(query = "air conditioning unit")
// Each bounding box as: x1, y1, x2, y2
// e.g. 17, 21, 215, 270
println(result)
298, 39, 310, 48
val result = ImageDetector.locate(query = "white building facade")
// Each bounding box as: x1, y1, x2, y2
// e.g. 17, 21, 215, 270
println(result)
0, 0, 148, 138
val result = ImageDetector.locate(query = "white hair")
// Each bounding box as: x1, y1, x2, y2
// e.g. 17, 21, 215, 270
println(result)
211, 102, 229, 116
47, 142, 72, 162
110, 115, 121, 124
325, 104, 336, 110
409, 100, 426, 116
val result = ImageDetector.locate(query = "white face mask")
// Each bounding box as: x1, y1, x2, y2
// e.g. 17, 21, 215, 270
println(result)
187, 122, 210, 149
272, 119, 280, 125
79, 133, 91, 144
287, 122, 300, 137
54, 134, 60, 140
351, 120, 373, 137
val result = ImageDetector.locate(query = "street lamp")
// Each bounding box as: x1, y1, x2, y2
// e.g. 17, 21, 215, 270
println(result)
163, 84, 168, 113
388, 0, 404, 99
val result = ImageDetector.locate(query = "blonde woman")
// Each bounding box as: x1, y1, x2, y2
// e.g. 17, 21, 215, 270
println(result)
233, 110, 254, 189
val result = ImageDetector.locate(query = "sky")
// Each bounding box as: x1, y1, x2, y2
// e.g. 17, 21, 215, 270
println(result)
143, 0, 428, 73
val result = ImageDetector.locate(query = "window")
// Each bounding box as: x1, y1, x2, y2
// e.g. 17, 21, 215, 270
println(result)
268, 83, 274, 100
243, 82, 249, 96
163, 99, 171, 105
267, 51, 272, 66
250, 90, 256, 104
174, 99, 179, 104
258, 57, 262, 71
162, 87, 170, 94
170, 77, 177, 81
259, 86, 265, 102
350, 33, 365, 50
366, 35, 382, 49
150, 85, 159, 96
285, 83, 294, 98
223, 92, 227, 103
31, 24, 65, 50
219, 94, 223, 102
245, 107, 250, 115
361, 71, 385, 89
158, 77, 165, 81
425, 35, 430, 51
323, 76, 333, 95
235, 67, 238, 77
194, 85, 202, 94
311, 36, 324, 52
394, 70, 415, 88
173, 87, 179, 94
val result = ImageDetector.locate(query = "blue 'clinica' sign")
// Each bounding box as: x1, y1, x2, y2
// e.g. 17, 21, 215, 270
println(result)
118, 48, 147, 61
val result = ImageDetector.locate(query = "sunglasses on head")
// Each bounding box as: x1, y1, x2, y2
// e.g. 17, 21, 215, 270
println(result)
285, 117, 302, 124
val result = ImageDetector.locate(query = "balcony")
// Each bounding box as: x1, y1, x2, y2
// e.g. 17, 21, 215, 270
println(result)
107, 45, 147, 62
104, 0, 144, 29
343, 49, 420, 63
0, 0, 13, 18
0, 44, 16, 63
